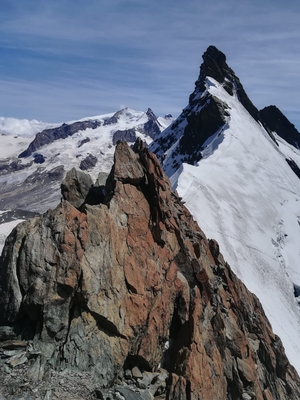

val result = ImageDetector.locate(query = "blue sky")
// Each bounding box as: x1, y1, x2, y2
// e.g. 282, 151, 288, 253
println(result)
1, 0, 300, 129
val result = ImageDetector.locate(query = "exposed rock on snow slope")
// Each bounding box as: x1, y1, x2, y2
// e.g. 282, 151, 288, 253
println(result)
259, 105, 300, 149
0, 108, 172, 214
151, 45, 300, 374
1, 140, 300, 399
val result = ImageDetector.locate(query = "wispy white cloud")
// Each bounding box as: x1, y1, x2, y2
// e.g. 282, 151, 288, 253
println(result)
0, 0, 299, 129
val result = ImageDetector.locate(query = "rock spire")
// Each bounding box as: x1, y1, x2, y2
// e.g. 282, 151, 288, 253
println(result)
150, 45, 279, 175
191, 45, 258, 121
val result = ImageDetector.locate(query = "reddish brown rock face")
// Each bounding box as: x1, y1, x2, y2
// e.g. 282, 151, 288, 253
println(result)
1, 139, 300, 399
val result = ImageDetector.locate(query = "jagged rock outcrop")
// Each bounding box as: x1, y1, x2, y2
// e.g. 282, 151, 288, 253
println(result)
1, 140, 300, 399
195, 46, 258, 121
61, 167, 94, 209
143, 108, 162, 139
259, 105, 300, 149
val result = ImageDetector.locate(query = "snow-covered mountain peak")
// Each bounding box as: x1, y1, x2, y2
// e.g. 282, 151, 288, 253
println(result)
150, 45, 300, 374
150, 45, 287, 177
191, 45, 258, 120
0, 108, 173, 215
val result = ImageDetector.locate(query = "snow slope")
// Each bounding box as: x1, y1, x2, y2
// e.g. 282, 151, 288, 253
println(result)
0, 219, 24, 254
0, 108, 172, 214
171, 77, 300, 373
0, 108, 171, 178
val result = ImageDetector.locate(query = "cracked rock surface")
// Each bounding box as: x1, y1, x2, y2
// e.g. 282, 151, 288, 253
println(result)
0, 139, 300, 399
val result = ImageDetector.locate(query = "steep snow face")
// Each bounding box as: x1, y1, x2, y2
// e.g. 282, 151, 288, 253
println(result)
171, 77, 300, 373
0, 218, 23, 254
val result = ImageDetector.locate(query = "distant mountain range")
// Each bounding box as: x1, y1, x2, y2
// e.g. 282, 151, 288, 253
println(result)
0, 107, 172, 214
1, 45, 300, 398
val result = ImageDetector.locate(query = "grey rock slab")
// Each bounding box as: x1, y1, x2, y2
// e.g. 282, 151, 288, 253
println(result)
137, 371, 159, 388
132, 366, 143, 380
0, 326, 16, 341
6, 351, 28, 367
0, 341, 28, 349
3, 349, 24, 357
115, 386, 143, 400
61, 167, 93, 208
139, 390, 154, 400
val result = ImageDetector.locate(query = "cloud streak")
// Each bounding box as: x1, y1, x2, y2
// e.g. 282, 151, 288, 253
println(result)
0, 0, 299, 129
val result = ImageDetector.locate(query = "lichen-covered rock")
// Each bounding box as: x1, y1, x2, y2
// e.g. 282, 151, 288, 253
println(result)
1, 140, 300, 399
61, 167, 94, 208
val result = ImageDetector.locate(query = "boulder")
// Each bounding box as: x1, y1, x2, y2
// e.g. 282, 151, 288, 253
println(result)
61, 167, 94, 208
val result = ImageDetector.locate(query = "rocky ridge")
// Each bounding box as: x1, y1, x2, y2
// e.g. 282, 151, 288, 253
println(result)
195, 46, 258, 121
0, 139, 300, 399
259, 105, 300, 149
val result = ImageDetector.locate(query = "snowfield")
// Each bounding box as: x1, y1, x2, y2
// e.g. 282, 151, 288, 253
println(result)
172, 77, 300, 373
0, 218, 24, 254
0, 108, 172, 213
